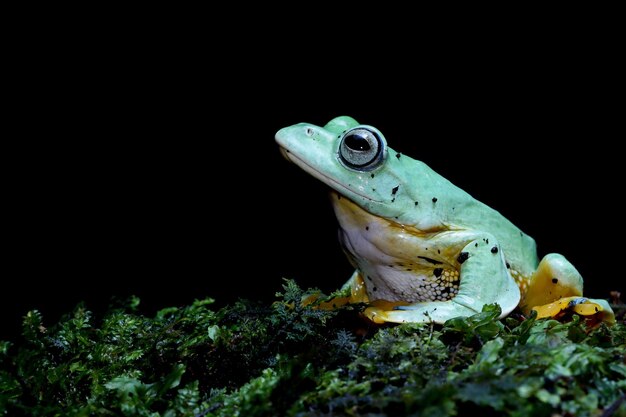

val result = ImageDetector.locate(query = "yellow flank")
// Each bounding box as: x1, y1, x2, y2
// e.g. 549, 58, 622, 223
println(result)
511, 270, 530, 298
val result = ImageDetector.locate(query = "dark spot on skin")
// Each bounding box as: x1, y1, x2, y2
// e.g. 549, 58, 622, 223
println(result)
418, 256, 442, 265
595, 306, 598, 312
552, 278, 558, 284
475, 243, 478, 248
414, 201, 419, 206
433, 268, 443, 277
373, 287, 378, 292
432, 197, 438, 203
337, 195, 341, 200
506, 262, 510, 269
388, 265, 393, 268
437, 249, 441, 254
520, 231, 523, 236
491, 246, 498, 254
371, 173, 375, 178
396, 153, 401, 159
391, 185, 399, 195
367, 276, 373, 281
365, 226, 369, 231
457, 252, 469, 264
567, 298, 587, 308
332, 303, 337, 308
391, 198, 395, 203
452, 207, 455, 210
406, 268, 412, 271
394, 216, 398, 219
372, 188, 376, 192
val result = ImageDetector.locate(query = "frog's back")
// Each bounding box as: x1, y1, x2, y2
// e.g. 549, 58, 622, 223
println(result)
389, 156, 539, 276
448, 190, 539, 274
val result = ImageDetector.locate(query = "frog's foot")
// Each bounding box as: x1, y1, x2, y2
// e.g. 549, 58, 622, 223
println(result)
364, 300, 477, 324
521, 253, 615, 324
532, 296, 616, 325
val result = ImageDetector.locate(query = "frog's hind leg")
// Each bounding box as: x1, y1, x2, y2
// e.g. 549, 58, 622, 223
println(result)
367, 234, 521, 324
521, 253, 615, 324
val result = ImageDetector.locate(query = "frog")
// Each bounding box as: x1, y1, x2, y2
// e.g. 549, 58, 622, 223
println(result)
275, 116, 615, 325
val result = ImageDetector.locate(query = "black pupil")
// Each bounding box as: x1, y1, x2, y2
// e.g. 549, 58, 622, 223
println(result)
344, 133, 371, 151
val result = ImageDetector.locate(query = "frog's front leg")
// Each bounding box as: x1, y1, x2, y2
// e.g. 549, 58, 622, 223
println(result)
521, 253, 615, 324
302, 270, 371, 310
366, 233, 520, 324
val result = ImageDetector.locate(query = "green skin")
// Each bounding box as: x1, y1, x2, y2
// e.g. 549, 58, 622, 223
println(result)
275, 116, 612, 323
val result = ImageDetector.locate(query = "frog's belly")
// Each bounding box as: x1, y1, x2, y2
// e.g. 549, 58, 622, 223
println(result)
367, 263, 461, 303
338, 227, 461, 303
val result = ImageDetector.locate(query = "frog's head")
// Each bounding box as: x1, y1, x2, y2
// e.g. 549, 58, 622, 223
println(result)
275, 116, 404, 217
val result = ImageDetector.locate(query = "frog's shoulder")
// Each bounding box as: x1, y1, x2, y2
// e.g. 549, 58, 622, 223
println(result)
394, 155, 537, 267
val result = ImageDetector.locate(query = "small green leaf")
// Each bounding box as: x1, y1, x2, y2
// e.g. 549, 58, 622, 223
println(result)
475, 337, 504, 365
208, 325, 220, 342
105, 376, 143, 393
0, 341, 11, 356
536, 388, 560, 406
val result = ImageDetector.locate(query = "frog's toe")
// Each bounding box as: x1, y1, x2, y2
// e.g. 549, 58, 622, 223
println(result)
532, 296, 615, 325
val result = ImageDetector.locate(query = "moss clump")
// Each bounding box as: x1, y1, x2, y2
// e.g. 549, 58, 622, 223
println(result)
1, 280, 625, 416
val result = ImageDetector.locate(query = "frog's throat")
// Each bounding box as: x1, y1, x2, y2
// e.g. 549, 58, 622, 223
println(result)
279, 147, 383, 203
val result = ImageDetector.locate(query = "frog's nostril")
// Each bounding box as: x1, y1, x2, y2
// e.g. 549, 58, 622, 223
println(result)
305, 127, 314, 136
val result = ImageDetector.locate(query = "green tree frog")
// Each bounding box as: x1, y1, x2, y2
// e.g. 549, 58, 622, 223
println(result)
275, 116, 614, 325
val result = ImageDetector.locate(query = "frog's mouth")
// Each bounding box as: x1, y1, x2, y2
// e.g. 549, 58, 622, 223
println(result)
278, 147, 382, 203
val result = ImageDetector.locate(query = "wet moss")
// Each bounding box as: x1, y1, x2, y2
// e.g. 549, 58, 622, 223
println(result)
1, 281, 625, 416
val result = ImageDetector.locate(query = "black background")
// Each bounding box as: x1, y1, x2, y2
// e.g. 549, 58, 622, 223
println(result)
3, 40, 623, 341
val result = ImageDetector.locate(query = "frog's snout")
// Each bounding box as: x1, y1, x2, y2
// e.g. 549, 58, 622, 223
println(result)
275, 127, 292, 162
275, 124, 318, 163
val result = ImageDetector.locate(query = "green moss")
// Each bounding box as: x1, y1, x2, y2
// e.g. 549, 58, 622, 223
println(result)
1, 280, 625, 416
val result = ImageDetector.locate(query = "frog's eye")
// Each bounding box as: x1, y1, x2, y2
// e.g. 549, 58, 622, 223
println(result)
339, 127, 384, 170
